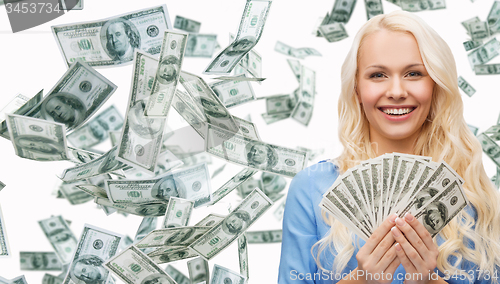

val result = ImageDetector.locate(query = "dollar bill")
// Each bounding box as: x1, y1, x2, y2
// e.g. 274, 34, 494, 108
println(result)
105, 163, 212, 207
165, 265, 191, 284
163, 197, 194, 228
462, 16, 480, 34
38, 216, 77, 264
52, 5, 172, 67
187, 257, 210, 284
210, 75, 257, 108
145, 30, 188, 117
59, 180, 93, 205
174, 15, 201, 33
209, 168, 258, 206
291, 65, 316, 126
238, 234, 249, 280
147, 246, 198, 264
134, 217, 158, 243
9, 276, 28, 284
327, 0, 357, 23
213, 75, 265, 82
203, 0, 272, 74
185, 34, 218, 57
43, 274, 64, 284
457, 76, 476, 97
206, 124, 307, 177
468, 21, 490, 41
60, 146, 128, 182
20, 252, 62, 271
95, 197, 167, 217
108, 131, 121, 147
287, 59, 301, 82
274, 41, 322, 59
463, 40, 482, 51
0, 90, 44, 138
318, 22, 348, 42
136, 226, 210, 248
261, 112, 291, 124
365, 0, 383, 20
237, 178, 263, 199
400, 0, 446, 12
468, 38, 500, 69
25, 61, 117, 132
66, 147, 101, 164
194, 213, 225, 227
117, 51, 167, 173
0, 204, 10, 258
211, 264, 246, 284
230, 33, 263, 79
67, 105, 123, 149
478, 133, 500, 169
189, 188, 273, 260
474, 64, 500, 75
266, 94, 296, 115
488, 1, 500, 34
6, 114, 68, 161
106, 245, 177, 284
246, 229, 282, 243
61, 224, 122, 284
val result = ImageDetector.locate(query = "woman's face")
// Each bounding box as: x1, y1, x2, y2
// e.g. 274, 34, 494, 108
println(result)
356, 29, 435, 144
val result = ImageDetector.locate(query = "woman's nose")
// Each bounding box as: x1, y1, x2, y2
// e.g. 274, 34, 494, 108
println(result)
386, 78, 407, 100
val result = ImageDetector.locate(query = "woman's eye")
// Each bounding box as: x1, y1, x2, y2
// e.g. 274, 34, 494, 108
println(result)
370, 73, 384, 78
407, 71, 422, 77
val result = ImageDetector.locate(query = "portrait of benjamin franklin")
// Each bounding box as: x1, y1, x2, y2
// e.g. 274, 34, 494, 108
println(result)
226, 36, 256, 56
101, 18, 140, 62
141, 274, 172, 284
151, 174, 186, 201
14, 135, 65, 157
70, 255, 107, 284
128, 100, 164, 139
97, 148, 121, 174
40, 93, 86, 129
156, 55, 180, 85
199, 97, 228, 118
244, 141, 278, 170
222, 210, 251, 235
164, 227, 195, 246
422, 200, 448, 235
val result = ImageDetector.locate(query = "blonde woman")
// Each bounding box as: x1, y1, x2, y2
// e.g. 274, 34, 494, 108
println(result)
278, 10, 500, 284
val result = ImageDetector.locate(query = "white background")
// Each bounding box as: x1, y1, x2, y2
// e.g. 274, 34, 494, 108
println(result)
0, 0, 499, 283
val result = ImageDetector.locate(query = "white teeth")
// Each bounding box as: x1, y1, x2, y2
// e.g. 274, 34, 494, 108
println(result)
381, 108, 413, 115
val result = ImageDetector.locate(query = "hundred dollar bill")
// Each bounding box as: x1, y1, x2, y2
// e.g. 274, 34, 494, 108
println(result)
400, 0, 446, 12
174, 15, 201, 33
0, 204, 10, 258
327, 0, 357, 23
210, 75, 257, 108
0, 91, 43, 138
213, 75, 265, 82
203, 0, 272, 74
209, 168, 258, 206
462, 16, 480, 34
20, 252, 62, 271
67, 105, 123, 149
211, 264, 246, 284
25, 61, 117, 132
262, 112, 291, 124
189, 188, 273, 260
105, 163, 212, 207
134, 217, 158, 243
194, 213, 225, 227
117, 51, 167, 173
165, 265, 191, 284
488, 1, 500, 34
463, 40, 482, 52
9, 276, 28, 284
136, 226, 210, 248
147, 246, 198, 264
185, 34, 218, 57
468, 38, 500, 69
108, 131, 121, 146
206, 124, 307, 177
43, 274, 64, 284
6, 114, 68, 161
474, 64, 500, 75
291, 65, 316, 126
60, 146, 128, 182
318, 22, 348, 42
66, 146, 101, 164
287, 59, 301, 82
62, 224, 122, 284
145, 31, 188, 117
52, 5, 173, 67
238, 234, 249, 280
478, 133, 500, 168
105, 245, 176, 284
274, 41, 322, 59
95, 197, 167, 217
247, 229, 282, 243
179, 71, 239, 133
188, 257, 210, 284
238, 178, 263, 199
365, 0, 383, 20
230, 33, 263, 79
457, 76, 476, 97
38, 216, 77, 264
468, 21, 490, 41
163, 197, 194, 228
59, 180, 93, 205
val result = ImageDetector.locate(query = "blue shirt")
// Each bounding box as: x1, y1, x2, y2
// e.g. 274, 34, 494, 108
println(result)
278, 160, 494, 284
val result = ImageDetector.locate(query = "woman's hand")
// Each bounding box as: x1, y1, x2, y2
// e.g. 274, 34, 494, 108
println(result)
356, 214, 401, 284
391, 212, 439, 284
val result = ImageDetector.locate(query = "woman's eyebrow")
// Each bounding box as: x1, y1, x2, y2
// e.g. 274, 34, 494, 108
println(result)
366, 63, 423, 70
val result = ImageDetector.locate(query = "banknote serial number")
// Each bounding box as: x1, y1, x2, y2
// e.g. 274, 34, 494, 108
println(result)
5, 2, 63, 14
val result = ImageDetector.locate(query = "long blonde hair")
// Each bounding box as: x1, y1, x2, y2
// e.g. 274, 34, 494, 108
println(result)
313, 10, 500, 281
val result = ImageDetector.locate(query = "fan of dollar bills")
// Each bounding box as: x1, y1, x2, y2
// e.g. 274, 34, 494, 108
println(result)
320, 153, 470, 241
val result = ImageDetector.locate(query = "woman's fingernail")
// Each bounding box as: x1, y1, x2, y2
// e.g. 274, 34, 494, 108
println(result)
389, 213, 397, 223
395, 243, 402, 251
395, 217, 406, 227
404, 212, 414, 222
391, 226, 400, 237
